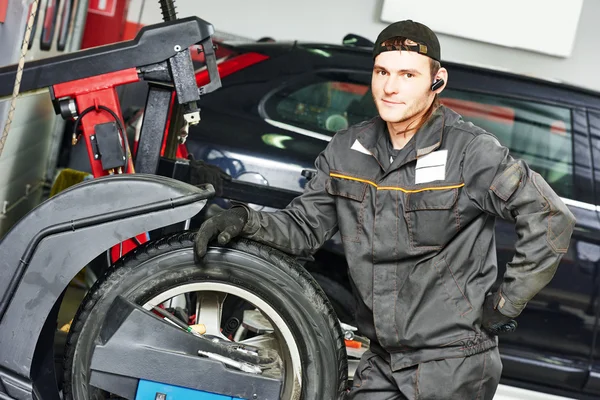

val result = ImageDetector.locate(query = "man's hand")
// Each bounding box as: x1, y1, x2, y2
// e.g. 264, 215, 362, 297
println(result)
187, 154, 232, 197
195, 207, 249, 258
482, 294, 518, 334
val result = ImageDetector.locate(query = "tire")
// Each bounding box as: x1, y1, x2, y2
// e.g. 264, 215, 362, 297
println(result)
85, 251, 110, 281
310, 272, 356, 326
63, 232, 347, 400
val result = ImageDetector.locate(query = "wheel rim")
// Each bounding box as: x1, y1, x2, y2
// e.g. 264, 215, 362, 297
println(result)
142, 282, 303, 399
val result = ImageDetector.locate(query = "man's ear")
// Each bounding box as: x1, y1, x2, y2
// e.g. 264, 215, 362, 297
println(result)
432, 67, 448, 93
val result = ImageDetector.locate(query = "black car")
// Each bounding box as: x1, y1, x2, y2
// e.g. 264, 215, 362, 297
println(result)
122, 37, 600, 399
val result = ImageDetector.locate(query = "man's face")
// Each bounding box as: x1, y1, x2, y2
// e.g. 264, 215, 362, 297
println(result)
371, 50, 434, 124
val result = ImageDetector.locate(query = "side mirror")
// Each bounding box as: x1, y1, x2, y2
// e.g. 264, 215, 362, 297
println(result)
301, 169, 317, 181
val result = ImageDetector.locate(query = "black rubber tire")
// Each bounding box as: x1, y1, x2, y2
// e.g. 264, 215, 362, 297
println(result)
63, 232, 347, 400
310, 272, 356, 326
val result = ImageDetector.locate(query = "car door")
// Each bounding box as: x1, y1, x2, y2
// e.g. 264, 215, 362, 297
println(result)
581, 109, 600, 397
439, 88, 598, 395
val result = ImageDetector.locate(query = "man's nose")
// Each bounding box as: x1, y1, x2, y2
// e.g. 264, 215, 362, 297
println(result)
383, 76, 400, 95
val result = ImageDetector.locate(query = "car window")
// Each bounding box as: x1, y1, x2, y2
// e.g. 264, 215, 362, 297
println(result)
440, 90, 574, 198
267, 78, 377, 135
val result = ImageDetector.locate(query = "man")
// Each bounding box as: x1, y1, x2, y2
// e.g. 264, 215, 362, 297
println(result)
194, 20, 576, 399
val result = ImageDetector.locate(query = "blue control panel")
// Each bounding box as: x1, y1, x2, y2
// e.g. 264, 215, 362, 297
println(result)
135, 380, 245, 400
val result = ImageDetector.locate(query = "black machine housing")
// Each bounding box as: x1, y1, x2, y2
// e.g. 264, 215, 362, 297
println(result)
0, 174, 211, 399
0, 14, 268, 400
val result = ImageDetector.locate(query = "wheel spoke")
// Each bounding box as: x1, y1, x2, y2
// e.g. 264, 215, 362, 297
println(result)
241, 309, 274, 334
238, 333, 278, 350
142, 282, 303, 397
195, 291, 228, 339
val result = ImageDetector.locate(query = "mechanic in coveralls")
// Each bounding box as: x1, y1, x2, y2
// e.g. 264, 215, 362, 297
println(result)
195, 20, 576, 399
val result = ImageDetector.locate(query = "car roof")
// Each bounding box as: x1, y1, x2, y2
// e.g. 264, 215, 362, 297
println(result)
222, 40, 600, 110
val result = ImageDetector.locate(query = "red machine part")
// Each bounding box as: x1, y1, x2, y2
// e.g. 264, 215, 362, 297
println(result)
53, 68, 139, 177
53, 68, 148, 261
0, 0, 8, 24
81, 0, 129, 49
53, 68, 139, 178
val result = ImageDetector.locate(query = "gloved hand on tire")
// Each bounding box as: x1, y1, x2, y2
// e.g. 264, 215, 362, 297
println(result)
482, 293, 518, 335
195, 207, 249, 258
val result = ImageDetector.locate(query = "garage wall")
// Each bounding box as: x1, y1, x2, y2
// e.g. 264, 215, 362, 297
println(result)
0, 0, 88, 237
139, 0, 600, 93
0, 1, 50, 237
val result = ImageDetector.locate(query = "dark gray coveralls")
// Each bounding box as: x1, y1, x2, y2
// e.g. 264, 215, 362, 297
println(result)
240, 106, 576, 399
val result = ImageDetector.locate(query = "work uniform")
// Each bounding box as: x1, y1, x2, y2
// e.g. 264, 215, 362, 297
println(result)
240, 105, 576, 399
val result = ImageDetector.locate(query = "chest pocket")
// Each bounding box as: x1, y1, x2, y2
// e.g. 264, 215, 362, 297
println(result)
326, 176, 368, 243
403, 187, 460, 250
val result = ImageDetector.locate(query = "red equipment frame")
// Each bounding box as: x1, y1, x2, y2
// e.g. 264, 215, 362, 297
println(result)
53, 69, 150, 262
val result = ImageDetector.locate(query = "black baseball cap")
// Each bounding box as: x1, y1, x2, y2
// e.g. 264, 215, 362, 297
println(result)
373, 20, 441, 62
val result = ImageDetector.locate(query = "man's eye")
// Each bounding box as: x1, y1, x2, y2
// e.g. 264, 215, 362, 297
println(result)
378, 70, 387, 76
405, 73, 414, 78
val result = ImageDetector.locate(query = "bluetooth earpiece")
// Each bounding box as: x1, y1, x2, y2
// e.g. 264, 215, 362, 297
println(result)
431, 79, 444, 91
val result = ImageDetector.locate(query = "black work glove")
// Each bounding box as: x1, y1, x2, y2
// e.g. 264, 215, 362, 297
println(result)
187, 154, 232, 197
482, 293, 518, 335
195, 207, 249, 258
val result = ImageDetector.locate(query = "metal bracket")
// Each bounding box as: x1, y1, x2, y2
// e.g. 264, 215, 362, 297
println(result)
90, 134, 100, 160
183, 110, 200, 126
0, 181, 46, 218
